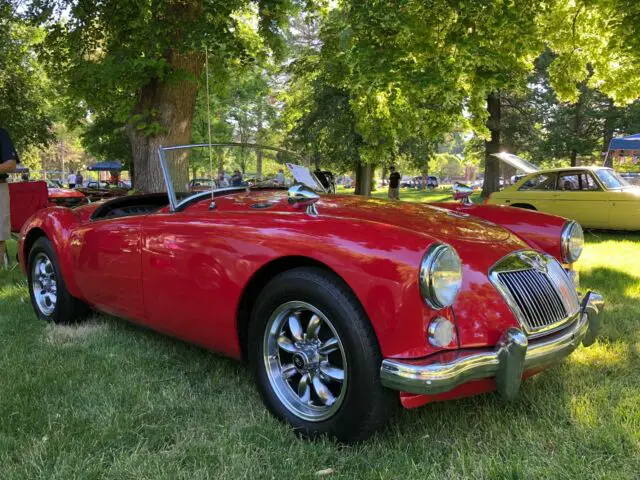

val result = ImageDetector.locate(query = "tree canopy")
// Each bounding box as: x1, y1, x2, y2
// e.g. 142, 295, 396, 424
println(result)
2, 0, 640, 190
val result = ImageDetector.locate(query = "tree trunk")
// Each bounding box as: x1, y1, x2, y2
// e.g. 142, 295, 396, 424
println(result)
570, 148, 578, 167
569, 84, 586, 167
381, 165, 387, 186
421, 158, 429, 190
256, 104, 263, 180
127, 50, 204, 192
354, 160, 372, 196
602, 99, 615, 167
481, 92, 501, 198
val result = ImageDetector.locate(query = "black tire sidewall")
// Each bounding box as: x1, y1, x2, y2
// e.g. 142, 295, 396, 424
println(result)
248, 268, 394, 441
27, 237, 78, 324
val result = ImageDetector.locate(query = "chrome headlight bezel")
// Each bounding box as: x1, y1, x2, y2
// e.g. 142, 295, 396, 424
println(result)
419, 243, 463, 309
561, 221, 584, 264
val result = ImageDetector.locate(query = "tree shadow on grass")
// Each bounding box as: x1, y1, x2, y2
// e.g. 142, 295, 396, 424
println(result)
580, 266, 640, 344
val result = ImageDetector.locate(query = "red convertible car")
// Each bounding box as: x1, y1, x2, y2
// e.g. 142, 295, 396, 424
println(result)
17, 145, 605, 442
46, 180, 87, 208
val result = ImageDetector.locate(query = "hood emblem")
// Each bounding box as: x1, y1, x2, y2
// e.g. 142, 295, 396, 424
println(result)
518, 252, 548, 273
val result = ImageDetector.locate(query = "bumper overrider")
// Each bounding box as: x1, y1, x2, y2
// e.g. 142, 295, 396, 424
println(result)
380, 291, 605, 400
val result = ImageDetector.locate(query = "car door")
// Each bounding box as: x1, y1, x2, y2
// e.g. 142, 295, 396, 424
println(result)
502, 172, 558, 211
138, 200, 278, 356
551, 171, 610, 228
69, 216, 145, 320
139, 210, 236, 353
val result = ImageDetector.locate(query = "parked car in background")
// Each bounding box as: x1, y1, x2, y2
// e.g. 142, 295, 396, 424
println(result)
489, 152, 640, 230
78, 180, 131, 202
46, 180, 87, 208
620, 172, 640, 186
400, 176, 439, 189
18, 144, 605, 442
488, 165, 640, 230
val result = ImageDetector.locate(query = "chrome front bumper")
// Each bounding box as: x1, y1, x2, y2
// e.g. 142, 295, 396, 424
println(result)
380, 291, 605, 399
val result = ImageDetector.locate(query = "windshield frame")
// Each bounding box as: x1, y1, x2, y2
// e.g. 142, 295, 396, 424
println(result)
594, 168, 631, 190
158, 143, 317, 211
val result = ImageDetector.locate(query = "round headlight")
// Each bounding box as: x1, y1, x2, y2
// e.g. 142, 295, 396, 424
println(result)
428, 317, 457, 347
561, 221, 584, 263
420, 243, 463, 309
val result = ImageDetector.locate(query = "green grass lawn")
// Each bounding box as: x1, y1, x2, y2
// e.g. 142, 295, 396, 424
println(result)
1, 229, 639, 479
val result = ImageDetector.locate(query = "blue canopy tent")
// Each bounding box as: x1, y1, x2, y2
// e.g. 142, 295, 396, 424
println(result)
87, 161, 123, 171
604, 134, 640, 168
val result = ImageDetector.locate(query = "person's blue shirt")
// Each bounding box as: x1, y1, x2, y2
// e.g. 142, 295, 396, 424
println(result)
0, 128, 20, 181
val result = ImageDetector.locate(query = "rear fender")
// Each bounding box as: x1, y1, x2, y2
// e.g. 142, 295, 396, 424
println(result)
19, 207, 83, 298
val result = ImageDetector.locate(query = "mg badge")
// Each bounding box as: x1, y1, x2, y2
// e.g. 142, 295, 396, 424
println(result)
519, 252, 547, 273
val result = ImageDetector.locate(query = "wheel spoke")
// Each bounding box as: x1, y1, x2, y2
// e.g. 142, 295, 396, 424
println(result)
298, 373, 311, 403
288, 313, 304, 342
319, 337, 339, 355
320, 364, 344, 383
281, 363, 297, 380
38, 262, 46, 275
312, 374, 336, 406
306, 314, 322, 340
277, 336, 297, 354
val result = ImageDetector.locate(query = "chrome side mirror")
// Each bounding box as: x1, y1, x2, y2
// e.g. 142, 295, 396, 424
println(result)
288, 184, 320, 216
453, 182, 474, 205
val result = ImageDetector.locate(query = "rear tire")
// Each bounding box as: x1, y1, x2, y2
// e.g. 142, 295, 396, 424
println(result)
27, 237, 88, 324
248, 267, 397, 442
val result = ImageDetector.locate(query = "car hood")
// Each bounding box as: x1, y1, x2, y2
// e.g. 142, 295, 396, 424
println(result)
214, 190, 525, 249
318, 195, 517, 244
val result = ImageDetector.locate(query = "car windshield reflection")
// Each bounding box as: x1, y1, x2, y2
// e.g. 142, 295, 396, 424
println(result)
158, 143, 314, 211
595, 169, 631, 189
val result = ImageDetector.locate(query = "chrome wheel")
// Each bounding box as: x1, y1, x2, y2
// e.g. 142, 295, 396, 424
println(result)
264, 301, 347, 422
31, 252, 57, 316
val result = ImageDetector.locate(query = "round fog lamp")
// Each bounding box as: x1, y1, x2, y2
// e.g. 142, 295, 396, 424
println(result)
428, 317, 456, 348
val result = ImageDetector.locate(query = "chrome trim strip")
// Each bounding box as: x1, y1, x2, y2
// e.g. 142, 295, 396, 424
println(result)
379, 291, 604, 397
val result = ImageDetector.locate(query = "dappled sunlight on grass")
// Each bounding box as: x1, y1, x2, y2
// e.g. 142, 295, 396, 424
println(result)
0, 281, 26, 302
42, 319, 110, 346
570, 341, 633, 369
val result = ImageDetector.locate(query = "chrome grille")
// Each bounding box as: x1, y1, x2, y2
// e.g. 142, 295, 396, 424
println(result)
490, 251, 580, 337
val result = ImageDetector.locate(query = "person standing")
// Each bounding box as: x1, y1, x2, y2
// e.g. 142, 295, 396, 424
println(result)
388, 166, 401, 200
0, 128, 20, 266
231, 169, 243, 186
75, 170, 83, 188
274, 169, 285, 185
67, 171, 76, 189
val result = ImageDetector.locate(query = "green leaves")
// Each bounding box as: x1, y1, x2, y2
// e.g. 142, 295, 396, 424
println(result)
0, 1, 55, 149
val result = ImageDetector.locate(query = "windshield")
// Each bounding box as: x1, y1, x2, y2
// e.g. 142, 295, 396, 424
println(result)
158, 143, 312, 210
595, 169, 631, 189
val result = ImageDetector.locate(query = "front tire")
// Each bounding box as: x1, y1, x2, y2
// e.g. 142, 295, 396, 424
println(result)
27, 237, 88, 324
248, 267, 396, 442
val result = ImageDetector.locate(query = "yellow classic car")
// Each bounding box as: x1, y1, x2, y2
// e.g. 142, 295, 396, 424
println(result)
487, 155, 640, 230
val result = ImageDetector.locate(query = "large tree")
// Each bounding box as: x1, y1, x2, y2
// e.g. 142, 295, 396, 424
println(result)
29, 0, 297, 191
0, 1, 54, 149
